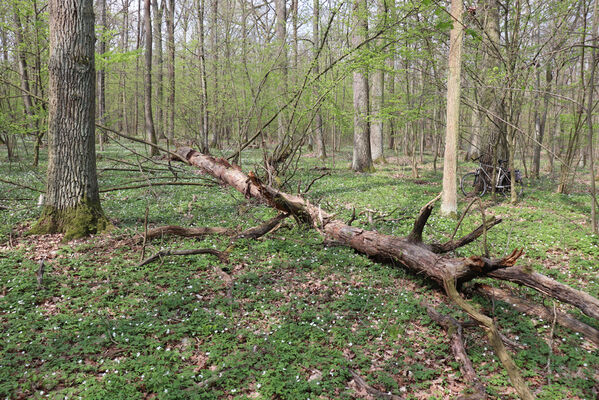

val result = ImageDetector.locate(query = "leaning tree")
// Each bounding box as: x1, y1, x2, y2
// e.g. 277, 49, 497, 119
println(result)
31, 0, 108, 240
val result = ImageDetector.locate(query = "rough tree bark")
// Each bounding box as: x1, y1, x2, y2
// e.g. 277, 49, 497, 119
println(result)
31, 0, 109, 240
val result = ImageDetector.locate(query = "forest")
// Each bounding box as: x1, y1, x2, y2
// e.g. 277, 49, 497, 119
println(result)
0, 0, 598, 398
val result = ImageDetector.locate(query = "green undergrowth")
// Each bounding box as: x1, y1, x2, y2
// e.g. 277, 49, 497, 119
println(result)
0, 144, 598, 399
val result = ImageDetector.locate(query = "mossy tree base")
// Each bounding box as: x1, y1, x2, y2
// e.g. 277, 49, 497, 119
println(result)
30, 198, 110, 240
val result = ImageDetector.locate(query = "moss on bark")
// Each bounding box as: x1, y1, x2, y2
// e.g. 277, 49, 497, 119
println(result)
30, 197, 110, 240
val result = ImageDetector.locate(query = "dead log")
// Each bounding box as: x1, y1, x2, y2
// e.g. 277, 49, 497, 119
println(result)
477, 284, 599, 346
175, 146, 599, 328
137, 248, 228, 267
348, 369, 404, 400
443, 278, 534, 400
145, 225, 235, 240
234, 213, 288, 240
424, 303, 486, 400
488, 266, 599, 321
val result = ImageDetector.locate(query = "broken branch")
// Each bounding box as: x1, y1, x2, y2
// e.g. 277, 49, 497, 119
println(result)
137, 248, 228, 267
424, 303, 486, 399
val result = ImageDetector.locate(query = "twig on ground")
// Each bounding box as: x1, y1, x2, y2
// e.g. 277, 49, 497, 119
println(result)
140, 206, 149, 262
546, 303, 557, 384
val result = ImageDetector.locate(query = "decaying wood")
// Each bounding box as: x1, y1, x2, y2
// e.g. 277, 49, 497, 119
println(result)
174, 147, 599, 332
145, 225, 235, 240
138, 214, 289, 297
488, 266, 599, 321
173, 145, 599, 396
424, 303, 486, 400
234, 213, 288, 240
348, 369, 403, 400
477, 284, 599, 346
137, 248, 228, 267
444, 278, 534, 400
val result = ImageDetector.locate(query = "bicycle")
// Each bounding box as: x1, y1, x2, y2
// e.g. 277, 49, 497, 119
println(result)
460, 157, 524, 197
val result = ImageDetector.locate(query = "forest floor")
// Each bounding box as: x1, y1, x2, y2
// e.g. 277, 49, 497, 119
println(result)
0, 143, 598, 399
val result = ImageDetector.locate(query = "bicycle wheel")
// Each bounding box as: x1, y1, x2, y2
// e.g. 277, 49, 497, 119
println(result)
515, 179, 524, 197
461, 172, 487, 197
501, 177, 524, 198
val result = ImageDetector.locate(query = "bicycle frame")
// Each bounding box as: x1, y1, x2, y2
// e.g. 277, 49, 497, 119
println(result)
477, 163, 512, 190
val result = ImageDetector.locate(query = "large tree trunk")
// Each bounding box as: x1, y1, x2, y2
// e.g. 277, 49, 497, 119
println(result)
312, 0, 326, 159
370, 0, 386, 164
144, 0, 159, 156
166, 0, 175, 143
31, 0, 108, 240
175, 146, 599, 328
587, 0, 598, 234
13, 7, 39, 162
440, 0, 464, 217
210, 0, 220, 147
275, 0, 287, 143
120, 0, 129, 134
351, 0, 372, 172
196, 0, 209, 152
151, 0, 165, 141
98, 0, 107, 150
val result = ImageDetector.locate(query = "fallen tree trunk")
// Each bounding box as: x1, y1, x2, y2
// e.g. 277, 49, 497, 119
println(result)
477, 284, 599, 346
174, 146, 599, 329
145, 225, 235, 240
